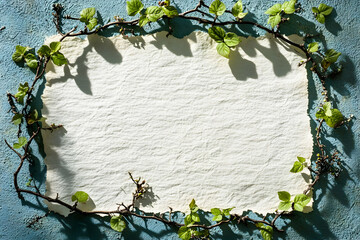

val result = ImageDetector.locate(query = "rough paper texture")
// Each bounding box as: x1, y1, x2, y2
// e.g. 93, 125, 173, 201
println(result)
42, 32, 312, 216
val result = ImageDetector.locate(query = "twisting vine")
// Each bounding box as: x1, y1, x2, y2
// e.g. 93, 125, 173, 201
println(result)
5, 0, 352, 239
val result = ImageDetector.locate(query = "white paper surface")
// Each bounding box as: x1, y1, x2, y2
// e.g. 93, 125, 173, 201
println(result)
42, 31, 313, 216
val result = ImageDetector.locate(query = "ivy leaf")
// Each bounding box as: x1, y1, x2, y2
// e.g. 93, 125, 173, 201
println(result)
51, 52, 67, 66
217, 43, 230, 58
24, 53, 38, 69
265, 3, 281, 15
324, 109, 344, 128
15, 82, 29, 104
316, 109, 325, 119
316, 13, 326, 24
211, 208, 222, 216
80, 7, 96, 23
268, 13, 281, 28
189, 199, 199, 213
232, 0, 247, 19
178, 226, 191, 240
13, 136, 27, 149
145, 6, 164, 22
318, 3, 333, 16
191, 212, 200, 222
222, 207, 235, 216
110, 215, 126, 232
27, 109, 45, 125
281, 0, 296, 15
50, 42, 61, 53
184, 214, 193, 226
37, 45, 51, 57
278, 201, 292, 211
290, 161, 303, 173
162, 6, 178, 18
126, 0, 144, 16
208, 26, 226, 43
87, 17, 98, 31
256, 223, 273, 240
12, 113, 23, 125
307, 42, 319, 53
138, 15, 150, 27
324, 49, 341, 63
212, 214, 223, 222
71, 191, 89, 203
277, 191, 291, 202
323, 102, 332, 116
224, 32, 241, 47
293, 194, 311, 212
209, 0, 226, 16
12, 45, 31, 62
297, 156, 306, 163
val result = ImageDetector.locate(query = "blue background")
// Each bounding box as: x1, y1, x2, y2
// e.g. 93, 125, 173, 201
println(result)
0, 0, 359, 239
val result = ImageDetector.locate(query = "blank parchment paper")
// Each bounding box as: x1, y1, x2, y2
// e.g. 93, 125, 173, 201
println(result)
42, 31, 312, 216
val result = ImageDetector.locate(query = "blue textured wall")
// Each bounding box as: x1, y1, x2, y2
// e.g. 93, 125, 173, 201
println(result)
1, 0, 359, 239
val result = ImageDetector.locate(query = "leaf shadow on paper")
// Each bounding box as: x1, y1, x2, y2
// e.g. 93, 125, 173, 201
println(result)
46, 35, 122, 95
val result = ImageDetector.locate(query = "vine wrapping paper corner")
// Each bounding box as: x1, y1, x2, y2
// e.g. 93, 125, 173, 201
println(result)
41, 31, 313, 216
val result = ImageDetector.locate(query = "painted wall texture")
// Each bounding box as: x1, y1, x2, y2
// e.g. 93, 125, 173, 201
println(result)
0, 0, 359, 239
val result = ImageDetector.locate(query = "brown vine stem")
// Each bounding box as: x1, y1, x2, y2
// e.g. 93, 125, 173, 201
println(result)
5, 0, 339, 236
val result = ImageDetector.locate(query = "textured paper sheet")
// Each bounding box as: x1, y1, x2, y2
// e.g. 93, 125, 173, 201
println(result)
42, 31, 312, 216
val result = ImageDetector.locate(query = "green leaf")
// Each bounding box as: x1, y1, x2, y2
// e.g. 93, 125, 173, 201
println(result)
312, 7, 319, 14
191, 213, 200, 222
222, 207, 235, 216
282, 1, 296, 14
307, 42, 319, 53
178, 226, 191, 240
12, 113, 23, 125
224, 32, 241, 47
37, 45, 51, 57
278, 201, 292, 211
189, 199, 199, 213
256, 223, 273, 240
126, 0, 144, 16
316, 13, 325, 24
294, 194, 311, 205
324, 109, 344, 128
12, 52, 24, 62
27, 109, 41, 125
216, 43, 230, 58
278, 191, 291, 201
265, 3, 281, 15
318, 3, 333, 16
80, 7, 96, 22
211, 208, 222, 216
51, 52, 67, 66
290, 161, 304, 173
15, 82, 29, 104
316, 109, 325, 119
208, 26, 226, 43
209, 0, 226, 16
24, 53, 38, 69
324, 49, 341, 63
323, 102, 332, 116
87, 17, 98, 31
139, 15, 150, 27
13, 45, 31, 62
212, 214, 223, 222
110, 215, 126, 232
71, 191, 89, 203
145, 6, 164, 22
268, 13, 281, 28
162, 6, 178, 18
184, 214, 193, 226
297, 156, 306, 163
232, 0, 247, 19
50, 42, 61, 53
13, 137, 27, 149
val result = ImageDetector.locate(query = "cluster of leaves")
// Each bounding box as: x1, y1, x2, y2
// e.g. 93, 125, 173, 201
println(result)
178, 199, 209, 240
79, 8, 98, 30
208, 27, 241, 58
12, 46, 38, 69
38, 42, 67, 66
211, 207, 234, 222
316, 102, 344, 128
265, 0, 296, 28
256, 223, 273, 240
126, 0, 178, 27
290, 156, 307, 173
277, 191, 311, 212
312, 3, 333, 24
321, 49, 341, 71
